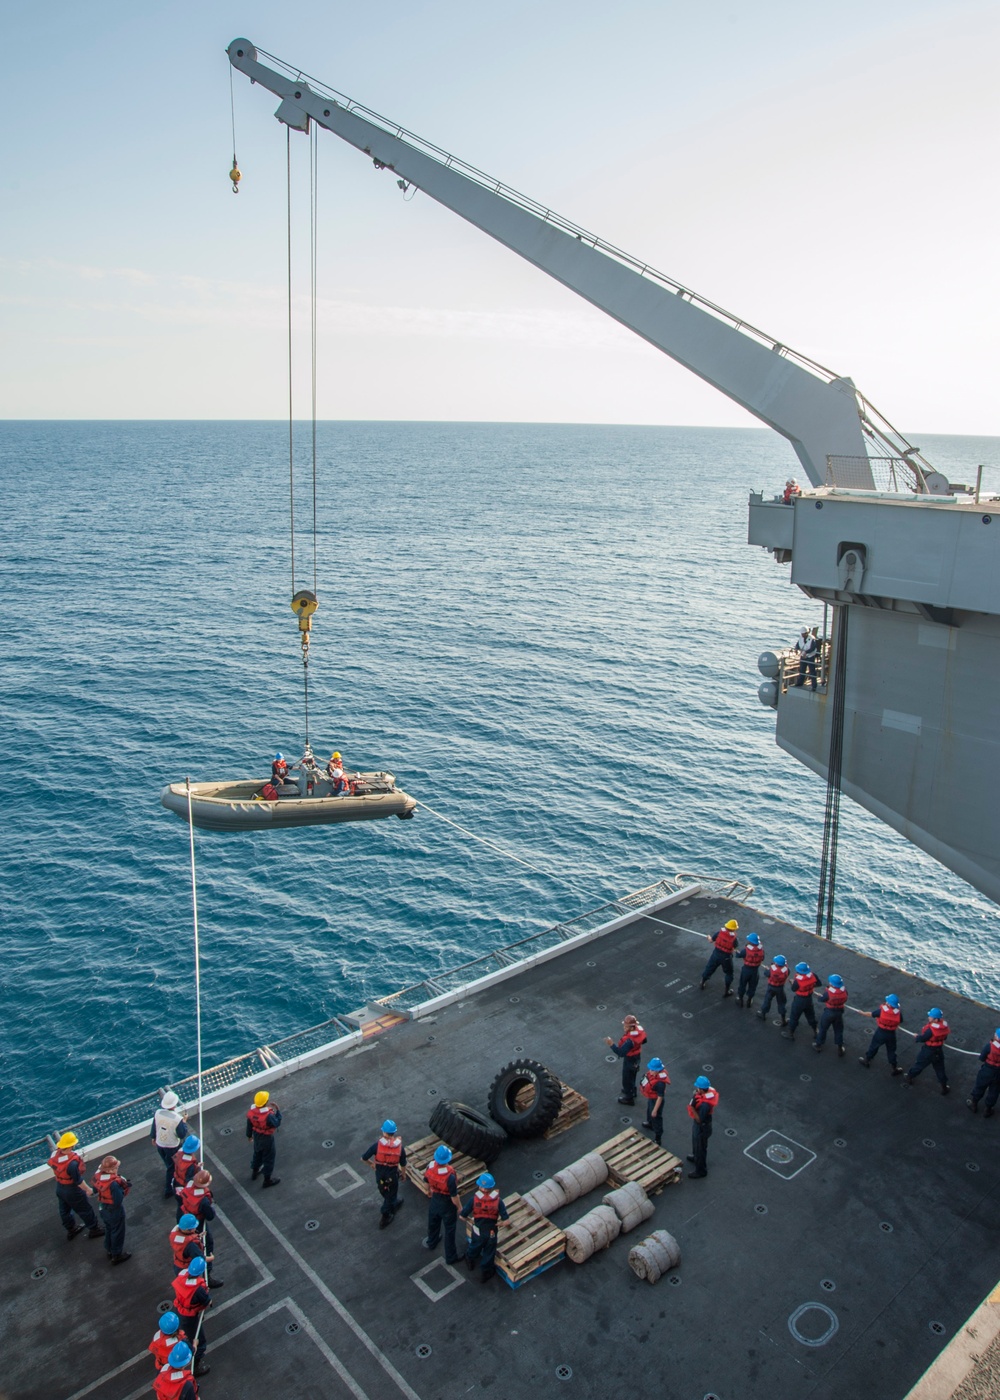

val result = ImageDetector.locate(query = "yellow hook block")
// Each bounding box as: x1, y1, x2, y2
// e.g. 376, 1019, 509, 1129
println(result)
230, 163, 241, 194
291, 590, 318, 632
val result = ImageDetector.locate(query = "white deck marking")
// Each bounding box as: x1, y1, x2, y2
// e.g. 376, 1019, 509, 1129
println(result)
62, 1203, 274, 1400
410, 1258, 466, 1302
318, 1163, 366, 1199
744, 1129, 817, 1181
113, 1298, 370, 1400
208, 1149, 422, 1400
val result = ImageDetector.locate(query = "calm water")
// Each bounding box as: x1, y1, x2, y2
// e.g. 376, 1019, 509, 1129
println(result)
1, 421, 998, 1153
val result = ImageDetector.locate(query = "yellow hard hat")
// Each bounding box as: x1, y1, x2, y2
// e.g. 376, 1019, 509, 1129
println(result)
725, 920, 739, 931
254, 1091, 269, 1107
57, 1132, 78, 1149
332, 751, 341, 759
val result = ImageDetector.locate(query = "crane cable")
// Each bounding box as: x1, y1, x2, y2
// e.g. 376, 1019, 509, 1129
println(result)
184, 780, 206, 1147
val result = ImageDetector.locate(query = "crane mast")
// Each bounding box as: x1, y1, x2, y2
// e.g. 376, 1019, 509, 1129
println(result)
227, 39, 907, 489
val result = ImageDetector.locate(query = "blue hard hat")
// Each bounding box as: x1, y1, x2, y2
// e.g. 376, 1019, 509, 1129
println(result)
382, 1119, 397, 1134
477, 1173, 495, 1189
183, 1135, 200, 1153
995, 1028, 1000, 1040
433, 1145, 452, 1164
795, 962, 810, 974
828, 974, 844, 988
929, 1008, 943, 1020
694, 1076, 711, 1090
885, 994, 900, 1008
158, 1311, 180, 1334
178, 1213, 199, 1230
647, 1057, 664, 1072
746, 932, 760, 945
274, 752, 283, 761
773, 955, 787, 967
187, 1256, 207, 1277
168, 1341, 193, 1369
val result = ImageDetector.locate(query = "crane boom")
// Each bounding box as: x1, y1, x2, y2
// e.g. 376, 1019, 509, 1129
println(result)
228, 39, 873, 485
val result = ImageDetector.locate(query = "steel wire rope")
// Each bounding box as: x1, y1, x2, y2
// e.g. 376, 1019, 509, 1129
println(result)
286, 126, 296, 598
310, 120, 319, 597
184, 781, 206, 1145
228, 63, 238, 179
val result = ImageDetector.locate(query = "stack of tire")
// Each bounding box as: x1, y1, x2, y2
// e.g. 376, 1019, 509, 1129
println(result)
628, 1229, 682, 1283
428, 1058, 563, 1164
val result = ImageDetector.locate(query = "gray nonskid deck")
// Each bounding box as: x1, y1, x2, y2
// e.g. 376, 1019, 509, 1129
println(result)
3, 895, 999, 1400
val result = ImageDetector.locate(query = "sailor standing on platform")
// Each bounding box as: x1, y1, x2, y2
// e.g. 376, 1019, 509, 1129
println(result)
153, 1340, 200, 1400
782, 963, 820, 1041
904, 1009, 951, 1094
47, 1132, 103, 1240
639, 1058, 671, 1144
172, 1136, 201, 1219
148, 1312, 182, 1371
687, 1076, 719, 1178
813, 975, 848, 1056
967, 1029, 1000, 1116
461, 1172, 509, 1282
171, 1257, 212, 1377
735, 933, 765, 1008
246, 1090, 282, 1187
178, 1170, 224, 1287
756, 955, 789, 1024
151, 1093, 191, 1199
362, 1119, 407, 1228
859, 995, 905, 1074
422, 1145, 463, 1264
92, 1154, 131, 1264
604, 1014, 647, 1105
700, 920, 739, 997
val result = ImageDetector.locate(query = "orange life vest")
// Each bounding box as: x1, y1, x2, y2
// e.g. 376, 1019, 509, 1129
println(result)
171, 1273, 207, 1317
922, 1018, 949, 1048
179, 1183, 212, 1219
170, 1224, 201, 1271
92, 1170, 129, 1205
824, 986, 848, 1010
48, 1149, 85, 1186
153, 1363, 198, 1400
246, 1104, 277, 1136
472, 1188, 501, 1221
148, 1328, 179, 1369
424, 1163, 454, 1196
713, 928, 737, 955
639, 1069, 670, 1100
687, 1087, 720, 1121
876, 1003, 901, 1031
375, 1134, 403, 1166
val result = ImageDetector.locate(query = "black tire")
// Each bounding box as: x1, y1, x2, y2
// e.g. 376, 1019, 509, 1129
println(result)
429, 1099, 507, 1165
488, 1059, 563, 1139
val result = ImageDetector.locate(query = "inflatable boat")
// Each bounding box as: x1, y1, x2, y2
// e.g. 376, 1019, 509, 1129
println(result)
161, 772, 417, 832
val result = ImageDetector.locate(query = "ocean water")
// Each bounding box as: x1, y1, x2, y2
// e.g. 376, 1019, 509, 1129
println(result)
1, 420, 998, 1154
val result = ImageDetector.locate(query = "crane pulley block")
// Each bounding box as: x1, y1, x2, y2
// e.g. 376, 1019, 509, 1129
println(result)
291, 590, 318, 632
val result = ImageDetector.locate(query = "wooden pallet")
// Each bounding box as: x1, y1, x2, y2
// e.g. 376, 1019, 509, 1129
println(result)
405, 1135, 486, 1198
594, 1128, 683, 1194
512, 1079, 589, 1140
490, 1192, 566, 1286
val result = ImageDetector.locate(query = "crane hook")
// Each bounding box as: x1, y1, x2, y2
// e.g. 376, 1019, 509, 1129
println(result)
230, 161, 241, 194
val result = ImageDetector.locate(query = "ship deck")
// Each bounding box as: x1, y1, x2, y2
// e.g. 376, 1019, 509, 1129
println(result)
4, 893, 999, 1400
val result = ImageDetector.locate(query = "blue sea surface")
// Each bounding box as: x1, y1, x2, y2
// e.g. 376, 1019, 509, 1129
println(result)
1, 420, 998, 1153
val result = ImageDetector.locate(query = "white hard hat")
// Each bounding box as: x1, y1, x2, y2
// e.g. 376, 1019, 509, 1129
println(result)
161, 1091, 179, 1110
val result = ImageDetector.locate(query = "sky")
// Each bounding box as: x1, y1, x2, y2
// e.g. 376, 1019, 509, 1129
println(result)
1, 1, 998, 430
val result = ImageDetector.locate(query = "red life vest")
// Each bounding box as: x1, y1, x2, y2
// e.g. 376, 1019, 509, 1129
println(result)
148, 1328, 179, 1369
792, 972, 819, 998
639, 1069, 670, 1100
618, 1024, 647, 1059
743, 944, 765, 968
92, 1170, 129, 1205
986, 1038, 1000, 1068
923, 1018, 949, 1048
48, 1149, 85, 1186
247, 1104, 277, 1135
472, 1188, 501, 1221
172, 1149, 199, 1189
272, 760, 288, 782
877, 1003, 902, 1031
153, 1363, 198, 1400
687, 1087, 720, 1121
714, 928, 737, 955
171, 1273, 207, 1316
824, 986, 848, 1010
767, 964, 789, 987
375, 1134, 403, 1166
170, 1225, 201, 1271
424, 1163, 454, 1196
179, 1184, 212, 1219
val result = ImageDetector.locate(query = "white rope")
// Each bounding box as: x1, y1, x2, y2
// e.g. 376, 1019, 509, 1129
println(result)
185, 779, 206, 1143
413, 798, 595, 896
